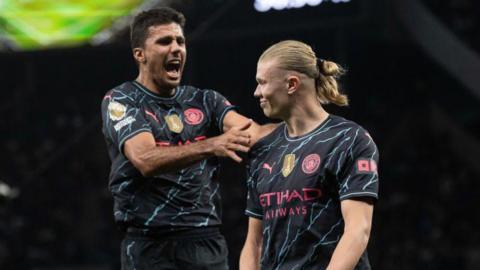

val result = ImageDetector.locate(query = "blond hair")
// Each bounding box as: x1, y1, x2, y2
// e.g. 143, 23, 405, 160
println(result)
259, 40, 348, 106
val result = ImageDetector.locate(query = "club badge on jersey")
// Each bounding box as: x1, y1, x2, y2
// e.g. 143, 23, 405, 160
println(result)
302, 153, 321, 174
282, 154, 296, 177
164, 114, 184, 133
184, 108, 204, 125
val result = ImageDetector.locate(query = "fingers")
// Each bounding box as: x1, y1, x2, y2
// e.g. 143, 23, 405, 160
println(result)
238, 119, 253, 131
224, 141, 249, 163
210, 125, 253, 161
233, 136, 251, 147
228, 143, 250, 153
226, 150, 242, 163
226, 127, 251, 146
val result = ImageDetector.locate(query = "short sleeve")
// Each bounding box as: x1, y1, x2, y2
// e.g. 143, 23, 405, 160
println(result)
101, 90, 152, 153
204, 90, 237, 132
245, 163, 264, 219
338, 129, 379, 201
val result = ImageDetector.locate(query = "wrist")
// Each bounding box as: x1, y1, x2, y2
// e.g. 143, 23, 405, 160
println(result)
199, 137, 216, 156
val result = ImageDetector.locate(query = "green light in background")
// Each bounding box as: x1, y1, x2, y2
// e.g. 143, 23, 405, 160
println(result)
0, 0, 144, 50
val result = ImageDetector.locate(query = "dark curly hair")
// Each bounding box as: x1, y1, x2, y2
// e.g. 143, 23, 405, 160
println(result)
130, 7, 186, 49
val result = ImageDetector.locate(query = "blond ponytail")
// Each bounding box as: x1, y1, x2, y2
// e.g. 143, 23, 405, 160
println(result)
316, 59, 349, 106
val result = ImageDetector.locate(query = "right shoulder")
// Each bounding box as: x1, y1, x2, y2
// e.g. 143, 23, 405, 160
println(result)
248, 122, 285, 161
102, 81, 141, 104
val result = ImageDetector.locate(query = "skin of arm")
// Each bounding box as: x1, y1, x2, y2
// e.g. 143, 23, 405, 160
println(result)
240, 217, 264, 270
124, 120, 252, 177
326, 198, 374, 270
222, 110, 279, 146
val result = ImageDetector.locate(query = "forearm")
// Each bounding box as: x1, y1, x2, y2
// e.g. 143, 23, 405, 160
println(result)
326, 228, 370, 270
240, 242, 262, 270
135, 139, 214, 176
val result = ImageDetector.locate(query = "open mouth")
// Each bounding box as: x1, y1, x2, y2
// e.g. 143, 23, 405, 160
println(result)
165, 59, 181, 79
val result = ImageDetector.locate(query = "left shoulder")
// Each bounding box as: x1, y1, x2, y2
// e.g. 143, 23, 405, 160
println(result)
175, 85, 200, 97
180, 85, 226, 101
329, 115, 374, 141
180, 85, 217, 94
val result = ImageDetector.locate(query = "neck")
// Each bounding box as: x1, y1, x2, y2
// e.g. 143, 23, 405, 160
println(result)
284, 93, 329, 137
136, 72, 175, 97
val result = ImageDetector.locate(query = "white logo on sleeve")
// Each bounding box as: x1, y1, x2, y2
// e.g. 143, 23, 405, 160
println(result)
108, 101, 126, 121
114, 116, 135, 131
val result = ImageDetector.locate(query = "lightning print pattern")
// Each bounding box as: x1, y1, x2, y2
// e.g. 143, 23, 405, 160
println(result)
245, 115, 379, 270
101, 81, 236, 230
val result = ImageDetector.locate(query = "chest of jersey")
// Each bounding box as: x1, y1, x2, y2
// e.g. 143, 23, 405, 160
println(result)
141, 97, 212, 146
253, 133, 345, 212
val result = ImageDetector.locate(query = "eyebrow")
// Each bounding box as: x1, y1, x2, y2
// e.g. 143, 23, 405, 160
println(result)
156, 36, 172, 42
155, 35, 185, 42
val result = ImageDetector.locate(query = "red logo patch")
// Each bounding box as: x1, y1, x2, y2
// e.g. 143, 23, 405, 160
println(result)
184, 108, 204, 125
356, 159, 377, 174
302, 154, 321, 174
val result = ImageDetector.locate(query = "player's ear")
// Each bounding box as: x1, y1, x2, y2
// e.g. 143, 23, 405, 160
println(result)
133, 47, 146, 64
287, 75, 300, 95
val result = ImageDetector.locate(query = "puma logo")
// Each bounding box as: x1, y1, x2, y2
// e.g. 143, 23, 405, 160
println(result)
145, 110, 160, 123
262, 163, 273, 174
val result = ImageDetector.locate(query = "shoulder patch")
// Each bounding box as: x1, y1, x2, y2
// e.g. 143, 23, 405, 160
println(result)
356, 158, 378, 174
108, 101, 127, 121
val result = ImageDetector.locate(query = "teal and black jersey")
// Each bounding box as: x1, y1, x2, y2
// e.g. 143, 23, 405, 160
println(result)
101, 81, 235, 230
245, 115, 379, 270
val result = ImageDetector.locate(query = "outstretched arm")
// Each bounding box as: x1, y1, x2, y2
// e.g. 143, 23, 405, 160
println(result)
223, 110, 278, 146
326, 198, 374, 270
124, 120, 252, 177
240, 217, 263, 270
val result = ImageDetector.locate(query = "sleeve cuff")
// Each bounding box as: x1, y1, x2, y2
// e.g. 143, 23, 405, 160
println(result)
339, 191, 378, 201
218, 106, 238, 132
245, 209, 263, 219
118, 128, 152, 154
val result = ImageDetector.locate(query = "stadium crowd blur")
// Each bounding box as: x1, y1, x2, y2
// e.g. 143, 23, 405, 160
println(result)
0, 0, 479, 269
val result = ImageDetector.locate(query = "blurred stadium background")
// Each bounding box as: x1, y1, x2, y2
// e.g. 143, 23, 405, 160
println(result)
0, 0, 479, 269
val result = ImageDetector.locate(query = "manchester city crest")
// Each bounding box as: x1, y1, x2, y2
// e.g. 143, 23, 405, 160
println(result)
164, 114, 184, 133
282, 153, 295, 177
184, 108, 204, 125
302, 153, 321, 174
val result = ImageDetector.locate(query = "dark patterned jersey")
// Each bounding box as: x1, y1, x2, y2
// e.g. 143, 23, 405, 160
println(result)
101, 81, 235, 230
245, 115, 379, 270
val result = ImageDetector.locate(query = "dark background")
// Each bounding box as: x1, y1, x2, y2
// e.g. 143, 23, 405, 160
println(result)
1, 0, 479, 269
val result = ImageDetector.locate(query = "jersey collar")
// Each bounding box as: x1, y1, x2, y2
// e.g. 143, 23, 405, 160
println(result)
284, 115, 332, 141
132, 81, 182, 101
